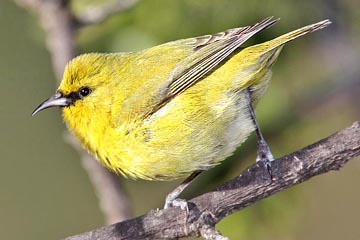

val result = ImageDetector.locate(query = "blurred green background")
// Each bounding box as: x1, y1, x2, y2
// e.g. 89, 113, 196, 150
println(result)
1, 0, 359, 239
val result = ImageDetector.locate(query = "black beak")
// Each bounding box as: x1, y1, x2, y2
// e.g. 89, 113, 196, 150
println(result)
32, 92, 71, 116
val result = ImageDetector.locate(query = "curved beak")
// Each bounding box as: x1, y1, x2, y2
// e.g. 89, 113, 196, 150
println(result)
32, 92, 71, 116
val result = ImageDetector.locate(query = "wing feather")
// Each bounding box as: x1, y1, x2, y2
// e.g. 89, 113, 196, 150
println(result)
144, 16, 279, 118
167, 16, 279, 98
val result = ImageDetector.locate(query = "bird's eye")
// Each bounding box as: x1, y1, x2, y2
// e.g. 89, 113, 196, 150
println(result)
78, 86, 92, 98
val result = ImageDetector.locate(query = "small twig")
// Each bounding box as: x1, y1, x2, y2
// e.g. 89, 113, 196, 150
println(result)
73, 0, 140, 27
194, 212, 229, 240
200, 226, 229, 240
15, 0, 75, 78
65, 121, 360, 239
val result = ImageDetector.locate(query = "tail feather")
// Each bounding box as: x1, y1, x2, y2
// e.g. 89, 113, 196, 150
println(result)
264, 19, 332, 52
236, 19, 331, 95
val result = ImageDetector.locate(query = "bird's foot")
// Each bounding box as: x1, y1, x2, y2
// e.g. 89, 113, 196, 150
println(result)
164, 197, 189, 212
163, 170, 202, 211
256, 140, 275, 180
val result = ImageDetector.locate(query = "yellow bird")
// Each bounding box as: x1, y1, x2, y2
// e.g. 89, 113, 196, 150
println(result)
33, 17, 331, 208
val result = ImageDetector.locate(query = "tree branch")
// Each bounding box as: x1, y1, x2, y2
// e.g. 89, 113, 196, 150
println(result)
15, 0, 75, 78
64, 133, 133, 223
15, 0, 136, 224
65, 121, 360, 240
73, 0, 140, 28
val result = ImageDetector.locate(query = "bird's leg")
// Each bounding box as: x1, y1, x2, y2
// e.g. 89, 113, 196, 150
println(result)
164, 170, 203, 210
246, 90, 274, 172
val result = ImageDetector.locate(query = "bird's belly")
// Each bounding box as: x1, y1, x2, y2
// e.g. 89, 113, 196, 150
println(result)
117, 90, 255, 181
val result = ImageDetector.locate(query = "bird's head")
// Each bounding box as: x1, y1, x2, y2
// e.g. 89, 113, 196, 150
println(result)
32, 53, 124, 117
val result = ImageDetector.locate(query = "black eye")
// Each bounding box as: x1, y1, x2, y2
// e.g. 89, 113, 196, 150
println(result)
78, 86, 92, 98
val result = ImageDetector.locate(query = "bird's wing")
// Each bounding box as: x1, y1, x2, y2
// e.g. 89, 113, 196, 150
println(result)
145, 16, 279, 118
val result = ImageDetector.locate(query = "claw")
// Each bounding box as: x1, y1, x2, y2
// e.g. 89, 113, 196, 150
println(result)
165, 198, 189, 212
246, 89, 275, 180
255, 138, 275, 180
164, 170, 203, 209
164, 197, 190, 224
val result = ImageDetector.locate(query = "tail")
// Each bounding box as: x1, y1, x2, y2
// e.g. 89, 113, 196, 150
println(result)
237, 19, 331, 100
260, 19, 332, 53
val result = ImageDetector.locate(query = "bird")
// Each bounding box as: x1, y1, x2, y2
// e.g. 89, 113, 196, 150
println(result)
32, 16, 331, 209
